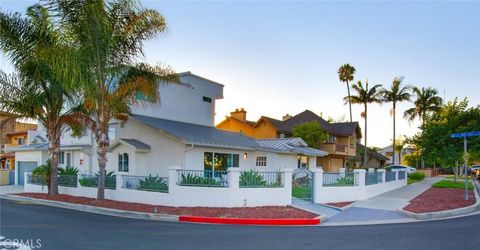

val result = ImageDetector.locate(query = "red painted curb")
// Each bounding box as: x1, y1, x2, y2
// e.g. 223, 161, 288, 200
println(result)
179, 216, 320, 226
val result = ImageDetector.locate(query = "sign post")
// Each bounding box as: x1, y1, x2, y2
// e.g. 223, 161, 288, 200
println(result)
451, 131, 480, 200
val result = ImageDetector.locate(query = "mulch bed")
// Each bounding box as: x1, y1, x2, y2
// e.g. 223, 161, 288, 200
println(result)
403, 188, 476, 213
16, 193, 317, 219
325, 201, 354, 208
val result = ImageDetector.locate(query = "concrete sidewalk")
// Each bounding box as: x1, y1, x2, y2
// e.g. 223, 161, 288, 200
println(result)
0, 185, 23, 195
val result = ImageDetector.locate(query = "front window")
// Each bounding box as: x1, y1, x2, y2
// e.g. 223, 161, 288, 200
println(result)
350, 136, 355, 148
327, 134, 336, 144
108, 125, 116, 141
17, 137, 26, 145
204, 152, 239, 171
66, 152, 71, 166
118, 153, 129, 172
256, 156, 267, 167
297, 156, 309, 168
59, 152, 65, 164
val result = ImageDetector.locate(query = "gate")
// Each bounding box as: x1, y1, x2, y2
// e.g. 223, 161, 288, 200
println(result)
292, 168, 313, 202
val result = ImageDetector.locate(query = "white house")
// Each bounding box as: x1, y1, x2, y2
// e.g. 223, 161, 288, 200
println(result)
8, 72, 327, 184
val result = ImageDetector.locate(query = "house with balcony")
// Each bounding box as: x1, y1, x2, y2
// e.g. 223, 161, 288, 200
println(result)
7, 72, 326, 185
217, 109, 361, 172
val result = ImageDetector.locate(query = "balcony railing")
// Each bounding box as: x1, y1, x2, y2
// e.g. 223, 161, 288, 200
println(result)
335, 144, 347, 153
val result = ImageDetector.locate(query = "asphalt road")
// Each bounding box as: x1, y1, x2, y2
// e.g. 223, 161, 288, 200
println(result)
1, 198, 479, 250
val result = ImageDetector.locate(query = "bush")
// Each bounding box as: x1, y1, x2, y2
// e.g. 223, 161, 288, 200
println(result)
408, 172, 425, 181
239, 170, 268, 187
180, 173, 221, 186
139, 175, 168, 192
58, 166, 79, 176
79, 171, 116, 189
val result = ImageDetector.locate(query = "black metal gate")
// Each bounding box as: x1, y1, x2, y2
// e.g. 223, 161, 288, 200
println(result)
292, 168, 313, 202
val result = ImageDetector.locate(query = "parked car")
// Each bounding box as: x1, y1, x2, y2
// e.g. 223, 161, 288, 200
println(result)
385, 165, 416, 174
471, 165, 480, 179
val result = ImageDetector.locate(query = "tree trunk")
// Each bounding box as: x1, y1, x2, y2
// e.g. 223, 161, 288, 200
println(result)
392, 103, 396, 165
96, 129, 109, 200
48, 127, 61, 196
347, 81, 352, 122
453, 161, 458, 182
364, 104, 368, 168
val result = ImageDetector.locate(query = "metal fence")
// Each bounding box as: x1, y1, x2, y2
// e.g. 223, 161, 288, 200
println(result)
26, 173, 47, 185
365, 172, 383, 185
58, 175, 78, 187
79, 174, 116, 190
122, 175, 169, 193
177, 170, 228, 187
239, 170, 283, 188
398, 171, 406, 180
323, 172, 358, 186
386, 172, 396, 182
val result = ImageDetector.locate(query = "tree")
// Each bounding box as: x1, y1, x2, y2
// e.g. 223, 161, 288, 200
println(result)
403, 87, 443, 128
292, 121, 327, 147
0, 5, 86, 195
381, 77, 411, 164
345, 80, 383, 167
394, 138, 406, 164
338, 64, 356, 122
417, 98, 480, 172
48, 0, 178, 200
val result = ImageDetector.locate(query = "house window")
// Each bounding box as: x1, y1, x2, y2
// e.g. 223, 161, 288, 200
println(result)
350, 137, 355, 148
256, 156, 267, 167
59, 152, 65, 164
17, 137, 26, 145
297, 156, 309, 168
203, 96, 212, 103
118, 153, 129, 172
66, 152, 71, 166
108, 125, 116, 141
327, 134, 336, 144
204, 152, 239, 171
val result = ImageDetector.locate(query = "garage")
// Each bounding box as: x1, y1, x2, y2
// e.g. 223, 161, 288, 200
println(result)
17, 161, 38, 185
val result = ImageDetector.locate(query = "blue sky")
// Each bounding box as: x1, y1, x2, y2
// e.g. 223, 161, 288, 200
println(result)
1, 0, 479, 147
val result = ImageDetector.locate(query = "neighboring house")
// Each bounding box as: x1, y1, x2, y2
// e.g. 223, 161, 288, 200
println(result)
217, 109, 361, 172
352, 143, 389, 169
7, 72, 326, 184
379, 145, 415, 165
0, 111, 37, 170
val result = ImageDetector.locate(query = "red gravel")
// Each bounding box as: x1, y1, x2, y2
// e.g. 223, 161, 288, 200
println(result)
403, 188, 476, 213
16, 193, 317, 219
326, 201, 354, 208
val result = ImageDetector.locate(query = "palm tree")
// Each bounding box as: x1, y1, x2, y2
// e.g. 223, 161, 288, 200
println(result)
48, 0, 177, 200
381, 77, 411, 165
338, 64, 356, 122
0, 5, 86, 195
403, 87, 443, 128
345, 80, 383, 167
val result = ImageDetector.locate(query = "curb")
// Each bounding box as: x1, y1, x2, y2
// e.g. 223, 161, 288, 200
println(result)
179, 216, 321, 226
397, 178, 480, 220
0, 194, 320, 226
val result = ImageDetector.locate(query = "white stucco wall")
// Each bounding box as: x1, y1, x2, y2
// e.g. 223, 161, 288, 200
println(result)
130, 74, 223, 127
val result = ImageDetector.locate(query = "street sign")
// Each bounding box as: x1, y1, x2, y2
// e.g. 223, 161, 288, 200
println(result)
450, 131, 480, 201
451, 131, 480, 138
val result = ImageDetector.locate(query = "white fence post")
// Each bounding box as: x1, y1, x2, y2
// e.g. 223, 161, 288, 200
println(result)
227, 168, 240, 190
354, 169, 366, 187
116, 175, 123, 190
393, 169, 399, 181
377, 169, 386, 183
168, 166, 181, 194
311, 168, 323, 204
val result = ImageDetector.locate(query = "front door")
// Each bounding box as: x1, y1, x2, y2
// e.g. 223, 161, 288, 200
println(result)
292, 168, 313, 202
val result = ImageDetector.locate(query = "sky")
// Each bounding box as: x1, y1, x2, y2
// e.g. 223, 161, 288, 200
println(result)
1, 0, 479, 148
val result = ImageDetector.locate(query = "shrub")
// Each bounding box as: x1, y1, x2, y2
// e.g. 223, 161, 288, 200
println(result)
180, 173, 221, 186
239, 170, 267, 187
79, 171, 116, 189
336, 177, 354, 186
58, 166, 79, 176
408, 172, 425, 181
31, 163, 51, 186
139, 175, 168, 192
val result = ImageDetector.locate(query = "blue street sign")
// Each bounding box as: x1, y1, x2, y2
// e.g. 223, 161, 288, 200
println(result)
451, 131, 480, 138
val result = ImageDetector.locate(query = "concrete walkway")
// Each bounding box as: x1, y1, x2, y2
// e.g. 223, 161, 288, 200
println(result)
322, 177, 444, 225
291, 199, 340, 218
0, 185, 23, 195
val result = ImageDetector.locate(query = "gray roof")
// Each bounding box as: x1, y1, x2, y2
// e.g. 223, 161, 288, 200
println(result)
5, 143, 89, 152
356, 143, 389, 161
130, 114, 260, 150
131, 114, 328, 157
110, 138, 151, 152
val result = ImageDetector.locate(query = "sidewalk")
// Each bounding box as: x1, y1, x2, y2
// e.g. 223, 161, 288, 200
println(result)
0, 185, 23, 195
322, 177, 444, 225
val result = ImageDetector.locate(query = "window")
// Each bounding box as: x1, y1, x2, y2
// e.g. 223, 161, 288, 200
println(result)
203, 96, 212, 103
256, 156, 267, 167
17, 137, 26, 145
59, 152, 65, 164
350, 136, 355, 148
108, 125, 116, 141
297, 156, 309, 168
66, 152, 71, 166
327, 134, 336, 144
204, 152, 239, 171
118, 153, 129, 172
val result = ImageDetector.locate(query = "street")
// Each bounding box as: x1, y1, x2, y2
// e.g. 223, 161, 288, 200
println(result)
1, 199, 479, 250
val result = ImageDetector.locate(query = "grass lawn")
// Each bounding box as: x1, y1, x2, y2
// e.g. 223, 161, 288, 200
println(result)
445, 175, 471, 181
408, 178, 421, 185
432, 179, 474, 190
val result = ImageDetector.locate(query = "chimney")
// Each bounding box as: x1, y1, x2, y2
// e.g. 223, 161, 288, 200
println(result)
230, 108, 247, 121
282, 114, 292, 121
